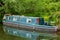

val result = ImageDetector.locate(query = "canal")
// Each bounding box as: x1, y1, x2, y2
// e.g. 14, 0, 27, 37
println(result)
0, 24, 60, 40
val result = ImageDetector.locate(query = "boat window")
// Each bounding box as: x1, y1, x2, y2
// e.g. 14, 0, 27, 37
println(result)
13, 17, 17, 21
8, 17, 11, 20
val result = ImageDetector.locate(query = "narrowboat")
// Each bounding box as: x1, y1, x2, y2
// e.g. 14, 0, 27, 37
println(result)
2, 14, 60, 40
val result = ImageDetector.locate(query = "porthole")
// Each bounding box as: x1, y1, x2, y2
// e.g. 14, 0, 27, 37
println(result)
26, 19, 32, 23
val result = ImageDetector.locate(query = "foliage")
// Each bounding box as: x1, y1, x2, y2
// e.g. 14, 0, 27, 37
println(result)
0, 0, 60, 25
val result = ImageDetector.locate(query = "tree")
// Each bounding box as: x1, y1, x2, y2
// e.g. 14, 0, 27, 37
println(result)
0, 0, 60, 24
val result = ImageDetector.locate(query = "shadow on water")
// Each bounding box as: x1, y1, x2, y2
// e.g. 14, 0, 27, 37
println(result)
0, 23, 60, 40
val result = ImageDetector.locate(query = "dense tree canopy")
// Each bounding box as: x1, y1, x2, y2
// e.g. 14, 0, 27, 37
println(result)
0, 0, 60, 25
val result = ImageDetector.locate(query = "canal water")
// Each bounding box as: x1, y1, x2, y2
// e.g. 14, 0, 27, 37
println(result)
0, 24, 60, 40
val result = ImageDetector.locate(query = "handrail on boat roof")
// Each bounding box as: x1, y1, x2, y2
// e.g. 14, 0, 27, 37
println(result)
4, 14, 11, 16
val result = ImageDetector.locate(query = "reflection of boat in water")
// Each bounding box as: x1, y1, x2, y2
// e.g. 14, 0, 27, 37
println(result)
3, 26, 57, 40
2, 14, 60, 40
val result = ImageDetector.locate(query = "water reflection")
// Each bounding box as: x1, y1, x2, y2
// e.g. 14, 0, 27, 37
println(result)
37, 32, 60, 40
1, 24, 60, 40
